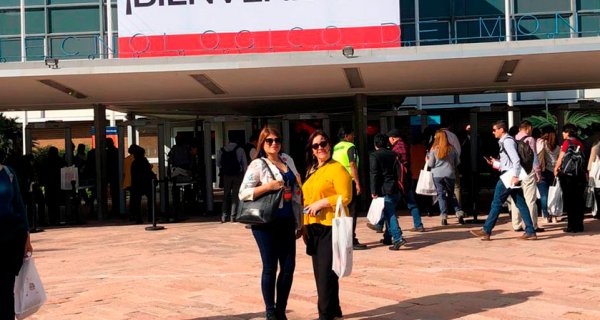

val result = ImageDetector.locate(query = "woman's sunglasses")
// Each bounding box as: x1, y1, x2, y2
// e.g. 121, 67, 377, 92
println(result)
311, 141, 329, 150
265, 138, 282, 145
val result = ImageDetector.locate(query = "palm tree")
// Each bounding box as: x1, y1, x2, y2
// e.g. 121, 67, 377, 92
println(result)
527, 110, 600, 139
0, 113, 22, 160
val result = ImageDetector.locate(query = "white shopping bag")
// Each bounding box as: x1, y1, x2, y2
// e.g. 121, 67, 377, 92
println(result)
331, 195, 353, 278
60, 166, 79, 191
14, 257, 47, 319
366, 197, 385, 225
586, 179, 595, 209
415, 163, 436, 196
590, 159, 600, 188
548, 179, 563, 217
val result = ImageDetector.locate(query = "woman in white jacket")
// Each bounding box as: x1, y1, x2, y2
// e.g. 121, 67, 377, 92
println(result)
239, 126, 303, 320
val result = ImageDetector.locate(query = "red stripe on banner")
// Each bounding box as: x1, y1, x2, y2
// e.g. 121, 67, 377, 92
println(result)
118, 25, 400, 58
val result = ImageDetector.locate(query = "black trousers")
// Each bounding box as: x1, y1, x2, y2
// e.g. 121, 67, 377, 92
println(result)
0, 227, 26, 320
560, 175, 586, 231
0, 272, 16, 320
349, 183, 359, 242
305, 224, 342, 320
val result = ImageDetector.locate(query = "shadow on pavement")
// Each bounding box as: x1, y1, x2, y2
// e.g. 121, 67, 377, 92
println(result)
188, 311, 264, 320
344, 289, 542, 320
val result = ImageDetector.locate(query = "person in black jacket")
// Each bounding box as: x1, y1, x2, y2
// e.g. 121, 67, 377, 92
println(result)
369, 134, 407, 251
129, 146, 156, 224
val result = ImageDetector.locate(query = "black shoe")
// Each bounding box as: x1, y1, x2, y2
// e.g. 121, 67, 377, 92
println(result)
458, 217, 465, 225
379, 238, 392, 245
221, 215, 227, 223
353, 241, 368, 250
366, 222, 383, 233
389, 239, 407, 251
441, 218, 448, 226
535, 227, 545, 232
266, 311, 278, 320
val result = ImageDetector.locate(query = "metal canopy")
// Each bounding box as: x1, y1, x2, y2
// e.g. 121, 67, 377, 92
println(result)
1, 37, 600, 116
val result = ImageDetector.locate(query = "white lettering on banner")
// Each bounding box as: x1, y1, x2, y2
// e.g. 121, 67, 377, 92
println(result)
117, 0, 401, 57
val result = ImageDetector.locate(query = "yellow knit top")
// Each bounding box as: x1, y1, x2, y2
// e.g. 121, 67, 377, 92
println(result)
302, 160, 352, 226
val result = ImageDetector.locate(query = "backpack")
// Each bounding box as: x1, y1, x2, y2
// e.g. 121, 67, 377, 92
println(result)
503, 136, 534, 174
561, 140, 585, 177
220, 146, 242, 175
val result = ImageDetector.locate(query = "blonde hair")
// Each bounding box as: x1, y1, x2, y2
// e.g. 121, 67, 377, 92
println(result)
431, 130, 451, 159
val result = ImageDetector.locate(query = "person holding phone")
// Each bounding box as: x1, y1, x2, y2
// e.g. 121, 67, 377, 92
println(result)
470, 121, 537, 241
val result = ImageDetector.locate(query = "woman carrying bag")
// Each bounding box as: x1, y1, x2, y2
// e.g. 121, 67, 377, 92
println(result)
0, 158, 34, 319
426, 130, 465, 226
302, 130, 352, 320
536, 126, 561, 223
238, 127, 303, 320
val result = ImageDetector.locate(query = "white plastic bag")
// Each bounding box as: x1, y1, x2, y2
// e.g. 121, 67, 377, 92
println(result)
60, 165, 79, 191
415, 163, 436, 196
586, 179, 595, 209
14, 257, 47, 319
590, 159, 600, 188
331, 195, 353, 278
548, 179, 563, 217
366, 197, 385, 225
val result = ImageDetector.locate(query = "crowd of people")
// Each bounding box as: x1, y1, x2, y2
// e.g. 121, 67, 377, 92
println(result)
2, 120, 599, 320
237, 121, 599, 320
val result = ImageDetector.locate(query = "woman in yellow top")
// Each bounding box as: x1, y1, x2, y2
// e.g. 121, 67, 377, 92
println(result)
302, 130, 352, 320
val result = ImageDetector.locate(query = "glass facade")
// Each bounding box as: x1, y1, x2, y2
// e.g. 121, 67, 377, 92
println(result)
0, 0, 116, 62
400, 0, 600, 45
0, 0, 599, 62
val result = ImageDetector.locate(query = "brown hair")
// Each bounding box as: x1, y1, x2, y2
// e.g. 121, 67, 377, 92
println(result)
541, 127, 557, 151
305, 130, 331, 179
256, 126, 282, 158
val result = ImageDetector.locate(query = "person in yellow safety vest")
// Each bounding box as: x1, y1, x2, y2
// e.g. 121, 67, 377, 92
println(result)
332, 127, 367, 250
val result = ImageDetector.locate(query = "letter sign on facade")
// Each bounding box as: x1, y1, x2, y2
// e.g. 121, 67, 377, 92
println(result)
118, 0, 400, 57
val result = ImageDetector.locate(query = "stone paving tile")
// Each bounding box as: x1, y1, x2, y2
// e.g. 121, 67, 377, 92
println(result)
25, 214, 600, 320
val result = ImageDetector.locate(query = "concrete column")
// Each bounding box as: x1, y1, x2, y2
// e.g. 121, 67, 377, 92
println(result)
21, 112, 27, 155
203, 121, 214, 212
414, 0, 420, 45
117, 126, 126, 215
282, 119, 290, 155
24, 125, 32, 155
469, 110, 479, 220
322, 117, 331, 137
354, 94, 368, 206
507, 92, 515, 128
157, 123, 167, 214
64, 127, 73, 166
379, 116, 388, 134
94, 104, 108, 220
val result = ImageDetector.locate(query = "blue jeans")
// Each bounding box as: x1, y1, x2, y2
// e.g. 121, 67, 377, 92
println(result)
378, 184, 423, 229
252, 217, 296, 315
483, 180, 535, 235
433, 177, 461, 218
379, 194, 404, 243
537, 171, 554, 218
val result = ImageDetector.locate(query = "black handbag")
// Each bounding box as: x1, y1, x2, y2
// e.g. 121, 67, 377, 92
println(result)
236, 158, 283, 225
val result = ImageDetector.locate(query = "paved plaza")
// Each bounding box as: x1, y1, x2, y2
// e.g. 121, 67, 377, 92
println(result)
28, 213, 600, 320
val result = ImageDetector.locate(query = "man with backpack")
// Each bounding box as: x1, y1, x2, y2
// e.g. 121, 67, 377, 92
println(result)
470, 120, 537, 241
218, 132, 248, 223
554, 124, 586, 233
510, 120, 544, 232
